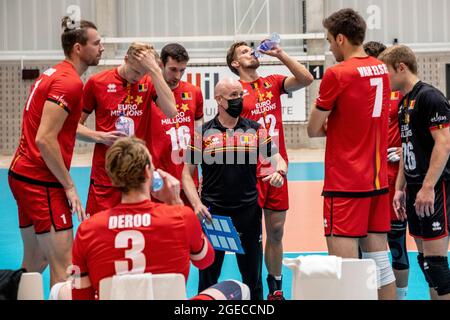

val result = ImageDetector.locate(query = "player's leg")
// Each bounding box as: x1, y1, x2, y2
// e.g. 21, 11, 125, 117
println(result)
387, 183, 409, 299
191, 280, 250, 300
326, 236, 359, 258
264, 209, 286, 295
411, 182, 450, 300
388, 220, 409, 299
33, 186, 74, 287
20, 226, 48, 273
323, 196, 366, 258
405, 184, 437, 298
422, 237, 450, 300
9, 175, 49, 273
414, 234, 439, 299
262, 179, 289, 299
360, 194, 396, 300
37, 228, 73, 287
360, 233, 396, 300
235, 204, 264, 300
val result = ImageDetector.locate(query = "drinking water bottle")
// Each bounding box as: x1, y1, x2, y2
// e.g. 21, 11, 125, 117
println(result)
115, 112, 134, 136
252, 33, 281, 58
152, 171, 164, 192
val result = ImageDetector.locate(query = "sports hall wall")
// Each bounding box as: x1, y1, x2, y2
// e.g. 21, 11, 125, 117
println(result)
1, 0, 449, 155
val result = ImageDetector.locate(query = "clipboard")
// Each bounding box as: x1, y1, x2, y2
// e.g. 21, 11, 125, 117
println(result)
201, 215, 245, 254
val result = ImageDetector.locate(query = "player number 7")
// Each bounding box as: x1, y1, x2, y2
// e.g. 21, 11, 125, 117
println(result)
370, 77, 383, 118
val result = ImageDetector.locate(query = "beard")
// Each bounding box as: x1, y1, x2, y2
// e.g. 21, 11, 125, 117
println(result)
167, 78, 180, 89
245, 59, 260, 70
84, 55, 102, 67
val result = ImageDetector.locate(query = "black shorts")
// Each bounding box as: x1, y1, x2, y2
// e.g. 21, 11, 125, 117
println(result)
406, 181, 450, 240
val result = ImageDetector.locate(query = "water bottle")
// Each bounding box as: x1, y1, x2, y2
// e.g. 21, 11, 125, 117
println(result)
152, 171, 164, 192
115, 112, 134, 136
252, 33, 281, 58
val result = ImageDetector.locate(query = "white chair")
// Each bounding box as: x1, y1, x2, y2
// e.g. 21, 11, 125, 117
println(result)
49, 280, 72, 300
284, 256, 378, 300
99, 273, 187, 300
17, 273, 44, 300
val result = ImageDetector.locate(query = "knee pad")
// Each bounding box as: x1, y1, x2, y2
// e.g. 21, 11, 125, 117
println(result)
195, 280, 250, 300
417, 253, 433, 288
388, 227, 409, 271
362, 251, 396, 288
423, 256, 450, 296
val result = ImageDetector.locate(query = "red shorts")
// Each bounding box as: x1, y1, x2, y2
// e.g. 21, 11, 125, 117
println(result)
256, 176, 289, 212
323, 193, 391, 237
85, 182, 121, 216
8, 171, 73, 234
388, 183, 399, 221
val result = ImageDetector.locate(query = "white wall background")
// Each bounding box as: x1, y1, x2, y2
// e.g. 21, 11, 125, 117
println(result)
324, 0, 450, 45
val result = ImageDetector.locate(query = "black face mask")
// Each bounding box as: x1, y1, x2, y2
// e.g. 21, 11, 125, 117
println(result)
224, 97, 243, 118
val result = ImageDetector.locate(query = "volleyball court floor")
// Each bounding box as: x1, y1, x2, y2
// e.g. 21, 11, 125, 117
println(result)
0, 158, 447, 300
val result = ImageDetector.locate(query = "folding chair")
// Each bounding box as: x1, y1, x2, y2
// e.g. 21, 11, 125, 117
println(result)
17, 273, 44, 300
99, 273, 187, 300
284, 256, 378, 300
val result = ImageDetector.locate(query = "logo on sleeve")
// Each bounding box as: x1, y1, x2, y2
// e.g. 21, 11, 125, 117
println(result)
391, 91, 400, 101
431, 113, 448, 124
138, 83, 148, 92
107, 83, 117, 93
263, 81, 272, 89
181, 92, 192, 100
43, 68, 57, 77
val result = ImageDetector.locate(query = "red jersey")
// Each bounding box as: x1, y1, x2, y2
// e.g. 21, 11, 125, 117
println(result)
72, 199, 214, 299
10, 61, 83, 183
83, 68, 157, 186
146, 81, 203, 182
316, 56, 390, 196
388, 91, 402, 182
240, 75, 288, 177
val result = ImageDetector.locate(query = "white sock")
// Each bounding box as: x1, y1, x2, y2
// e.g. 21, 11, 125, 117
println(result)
396, 287, 408, 300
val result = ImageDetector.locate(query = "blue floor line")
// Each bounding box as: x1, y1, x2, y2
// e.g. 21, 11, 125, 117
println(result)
0, 165, 443, 300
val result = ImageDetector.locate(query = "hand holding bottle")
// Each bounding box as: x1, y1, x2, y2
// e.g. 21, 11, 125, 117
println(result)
252, 33, 281, 58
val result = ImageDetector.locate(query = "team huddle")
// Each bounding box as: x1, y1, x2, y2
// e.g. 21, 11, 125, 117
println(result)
7, 8, 450, 300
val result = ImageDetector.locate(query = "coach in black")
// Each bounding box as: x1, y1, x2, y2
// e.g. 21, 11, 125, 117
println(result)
182, 78, 287, 300
380, 45, 450, 300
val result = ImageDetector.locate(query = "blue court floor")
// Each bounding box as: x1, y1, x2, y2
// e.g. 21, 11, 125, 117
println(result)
0, 163, 447, 300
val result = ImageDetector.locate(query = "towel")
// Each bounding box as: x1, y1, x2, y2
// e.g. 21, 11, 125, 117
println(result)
283, 255, 343, 280
110, 273, 154, 300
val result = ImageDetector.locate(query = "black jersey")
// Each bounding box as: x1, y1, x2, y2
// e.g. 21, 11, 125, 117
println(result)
399, 81, 450, 184
186, 115, 276, 210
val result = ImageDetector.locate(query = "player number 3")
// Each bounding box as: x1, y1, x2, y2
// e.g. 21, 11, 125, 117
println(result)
114, 230, 146, 275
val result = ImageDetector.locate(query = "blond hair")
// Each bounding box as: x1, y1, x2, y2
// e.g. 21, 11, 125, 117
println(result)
126, 42, 159, 61
106, 137, 150, 193
378, 45, 418, 75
